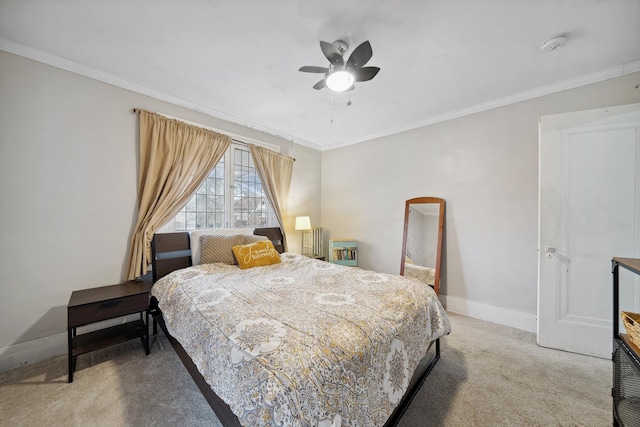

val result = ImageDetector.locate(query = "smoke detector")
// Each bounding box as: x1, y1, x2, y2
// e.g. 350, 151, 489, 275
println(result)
540, 35, 568, 53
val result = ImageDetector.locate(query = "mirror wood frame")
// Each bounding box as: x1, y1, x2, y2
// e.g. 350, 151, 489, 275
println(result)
400, 197, 446, 295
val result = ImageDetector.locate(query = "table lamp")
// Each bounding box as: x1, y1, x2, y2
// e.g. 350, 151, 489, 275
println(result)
295, 216, 312, 255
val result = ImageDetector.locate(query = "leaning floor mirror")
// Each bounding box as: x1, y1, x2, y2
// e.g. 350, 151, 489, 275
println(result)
400, 197, 445, 295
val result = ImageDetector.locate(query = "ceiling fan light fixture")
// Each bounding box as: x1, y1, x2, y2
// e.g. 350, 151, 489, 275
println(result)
299, 39, 378, 92
326, 68, 355, 92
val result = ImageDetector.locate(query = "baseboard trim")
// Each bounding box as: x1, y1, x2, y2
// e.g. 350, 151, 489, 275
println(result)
441, 294, 537, 333
0, 332, 67, 372
1, 296, 537, 372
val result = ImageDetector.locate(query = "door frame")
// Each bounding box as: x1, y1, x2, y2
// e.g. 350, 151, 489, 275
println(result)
537, 103, 640, 358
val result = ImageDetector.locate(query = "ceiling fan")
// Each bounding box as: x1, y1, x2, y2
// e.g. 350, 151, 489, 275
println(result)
298, 40, 380, 92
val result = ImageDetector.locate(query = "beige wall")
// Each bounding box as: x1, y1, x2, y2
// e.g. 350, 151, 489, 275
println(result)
0, 50, 321, 369
321, 71, 640, 331
2, 45, 639, 370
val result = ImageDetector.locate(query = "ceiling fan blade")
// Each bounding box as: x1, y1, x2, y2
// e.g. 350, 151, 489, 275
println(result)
355, 66, 380, 82
347, 40, 372, 69
320, 41, 344, 66
298, 66, 329, 73
312, 79, 326, 90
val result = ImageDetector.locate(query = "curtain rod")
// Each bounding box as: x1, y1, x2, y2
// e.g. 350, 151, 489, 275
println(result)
131, 108, 295, 161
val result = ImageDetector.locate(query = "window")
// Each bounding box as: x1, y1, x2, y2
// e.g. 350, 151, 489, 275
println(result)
162, 143, 276, 231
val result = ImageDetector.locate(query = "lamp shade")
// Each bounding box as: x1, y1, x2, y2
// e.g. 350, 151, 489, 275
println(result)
295, 216, 312, 230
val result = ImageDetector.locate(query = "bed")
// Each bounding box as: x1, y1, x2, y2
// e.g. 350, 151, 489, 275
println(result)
149, 228, 450, 426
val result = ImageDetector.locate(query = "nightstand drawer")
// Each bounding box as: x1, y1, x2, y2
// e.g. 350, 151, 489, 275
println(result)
68, 293, 148, 327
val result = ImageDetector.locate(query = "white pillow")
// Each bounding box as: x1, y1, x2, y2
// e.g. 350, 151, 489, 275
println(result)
190, 228, 253, 265
242, 234, 269, 245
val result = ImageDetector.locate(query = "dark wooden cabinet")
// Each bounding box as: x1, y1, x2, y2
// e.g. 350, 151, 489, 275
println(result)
613, 257, 640, 426
67, 280, 151, 382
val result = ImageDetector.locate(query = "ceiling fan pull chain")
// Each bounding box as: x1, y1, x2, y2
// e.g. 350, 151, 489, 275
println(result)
330, 92, 334, 123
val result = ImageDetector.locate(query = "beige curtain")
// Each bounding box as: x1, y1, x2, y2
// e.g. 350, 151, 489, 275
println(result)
125, 110, 231, 280
249, 144, 295, 251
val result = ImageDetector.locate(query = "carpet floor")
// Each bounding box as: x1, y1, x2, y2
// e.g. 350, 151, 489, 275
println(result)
0, 312, 611, 426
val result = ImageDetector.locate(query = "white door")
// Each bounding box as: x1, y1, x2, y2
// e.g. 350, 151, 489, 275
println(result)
538, 104, 640, 358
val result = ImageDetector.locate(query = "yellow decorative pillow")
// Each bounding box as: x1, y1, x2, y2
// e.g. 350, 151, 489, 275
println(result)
232, 240, 281, 269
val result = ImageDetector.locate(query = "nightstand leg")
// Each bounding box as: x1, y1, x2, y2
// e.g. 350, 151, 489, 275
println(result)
67, 327, 73, 383
145, 309, 150, 355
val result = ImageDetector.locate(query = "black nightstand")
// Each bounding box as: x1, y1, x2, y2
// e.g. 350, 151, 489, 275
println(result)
67, 280, 150, 382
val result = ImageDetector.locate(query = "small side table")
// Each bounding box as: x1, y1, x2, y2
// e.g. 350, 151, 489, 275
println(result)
67, 280, 150, 382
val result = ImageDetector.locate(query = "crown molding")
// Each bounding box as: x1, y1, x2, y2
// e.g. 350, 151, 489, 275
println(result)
2, 38, 637, 153
0, 38, 322, 152
321, 59, 640, 151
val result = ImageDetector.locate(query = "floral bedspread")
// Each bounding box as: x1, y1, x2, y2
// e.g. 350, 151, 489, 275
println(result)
152, 253, 451, 426
404, 263, 436, 287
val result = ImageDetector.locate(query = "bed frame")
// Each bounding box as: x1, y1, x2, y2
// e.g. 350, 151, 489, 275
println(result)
149, 227, 441, 426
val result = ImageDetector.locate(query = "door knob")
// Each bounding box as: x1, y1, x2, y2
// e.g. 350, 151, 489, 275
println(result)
545, 246, 569, 263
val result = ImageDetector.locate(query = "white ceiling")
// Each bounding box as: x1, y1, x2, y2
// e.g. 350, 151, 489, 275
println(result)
1, 0, 639, 151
